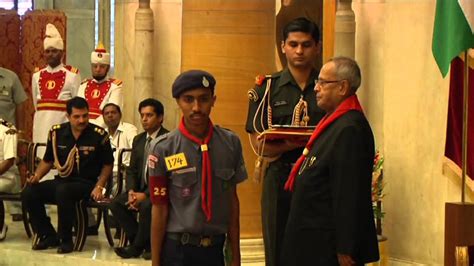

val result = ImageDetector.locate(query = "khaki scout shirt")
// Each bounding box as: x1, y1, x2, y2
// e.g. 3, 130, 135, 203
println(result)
148, 125, 247, 235
0, 68, 27, 125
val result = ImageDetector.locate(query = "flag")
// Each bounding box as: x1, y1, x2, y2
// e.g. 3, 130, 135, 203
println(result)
444, 55, 474, 178
432, 0, 474, 77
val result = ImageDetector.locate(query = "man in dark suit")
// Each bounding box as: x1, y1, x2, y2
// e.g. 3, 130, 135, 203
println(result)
281, 57, 379, 265
110, 98, 168, 260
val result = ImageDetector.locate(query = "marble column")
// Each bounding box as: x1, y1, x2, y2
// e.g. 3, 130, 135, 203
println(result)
334, 0, 355, 58
134, 0, 154, 125
98, 0, 111, 51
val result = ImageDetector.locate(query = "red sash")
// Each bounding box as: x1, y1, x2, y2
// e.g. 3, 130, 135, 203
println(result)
85, 79, 112, 119
39, 70, 66, 100
178, 117, 214, 222
285, 95, 364, 191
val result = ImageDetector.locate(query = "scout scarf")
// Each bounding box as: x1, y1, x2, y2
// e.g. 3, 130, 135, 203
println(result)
285, 94, 364, 191
178, 117, 214, 221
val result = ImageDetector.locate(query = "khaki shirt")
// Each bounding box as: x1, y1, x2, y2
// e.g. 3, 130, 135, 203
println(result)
148, 126, 247, 235
0, 67, 27, 125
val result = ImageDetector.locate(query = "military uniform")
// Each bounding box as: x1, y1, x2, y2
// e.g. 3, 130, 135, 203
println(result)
0, 120, 18, 237
31, 64, 81, 145
0, 67, 27, 126
149, 125, 247, 266
77, 78, 123, 127
245, 68, 324, 266
21, 122, 114, 243
0, 67, 27, 217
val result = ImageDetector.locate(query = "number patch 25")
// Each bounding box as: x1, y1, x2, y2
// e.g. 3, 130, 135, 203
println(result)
153, 187, 167, 196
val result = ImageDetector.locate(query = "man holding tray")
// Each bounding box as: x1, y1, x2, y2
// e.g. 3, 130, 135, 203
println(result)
245, 17, 325, 266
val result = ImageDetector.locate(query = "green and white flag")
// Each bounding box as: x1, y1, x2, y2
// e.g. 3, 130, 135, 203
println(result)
432, 0, 474, 77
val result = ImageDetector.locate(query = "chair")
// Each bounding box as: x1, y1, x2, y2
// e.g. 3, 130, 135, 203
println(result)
0, 139, 34, 238
28, 142, 123, 251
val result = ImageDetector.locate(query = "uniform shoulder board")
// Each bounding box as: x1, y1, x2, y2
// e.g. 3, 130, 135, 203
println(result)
34, 67, 41, 73
81, 78, 90, 85
249, 74, 272, 102
94, 126, 106, 136
64, 65, 79, 74
50, 124, 62, 132
111, 78, 122, 86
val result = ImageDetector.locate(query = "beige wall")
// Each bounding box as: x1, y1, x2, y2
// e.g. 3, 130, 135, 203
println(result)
353, 0, 471, 265
115, 0, 183, 129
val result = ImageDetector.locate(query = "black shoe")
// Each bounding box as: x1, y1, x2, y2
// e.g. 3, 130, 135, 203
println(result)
32, 235, 59, 250
114, 246, 142, 258
11, 214, 23, 222
142, 250, 151, 260
57, 241, 74, 254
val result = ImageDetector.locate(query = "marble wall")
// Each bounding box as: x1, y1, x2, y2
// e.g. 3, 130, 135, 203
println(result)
353, 0, 472, 264
114, 0, 182, 128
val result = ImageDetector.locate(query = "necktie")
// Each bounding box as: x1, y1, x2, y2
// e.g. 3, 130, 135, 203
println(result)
141, 136, 152, 189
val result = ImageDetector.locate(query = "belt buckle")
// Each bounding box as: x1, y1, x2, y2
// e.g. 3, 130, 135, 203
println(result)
200, 237, 212, 247
180, 233, 190, 245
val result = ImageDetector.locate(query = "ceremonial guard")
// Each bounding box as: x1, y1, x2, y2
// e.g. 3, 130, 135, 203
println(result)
0, 119, 19, 240
77, 43, 123, 127
32, 23, 81, 147
245, 17, 325, 266
149, 70, 247, 266
22, 97, 114, 254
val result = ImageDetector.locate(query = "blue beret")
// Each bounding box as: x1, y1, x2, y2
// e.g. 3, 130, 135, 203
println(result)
172, 70, 216, 98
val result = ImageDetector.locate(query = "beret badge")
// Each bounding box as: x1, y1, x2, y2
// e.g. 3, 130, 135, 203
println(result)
202, 76, 210, 88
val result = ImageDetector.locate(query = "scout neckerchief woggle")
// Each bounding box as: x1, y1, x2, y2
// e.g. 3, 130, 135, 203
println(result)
178, 117, 214, 221
285, 94, 364, 191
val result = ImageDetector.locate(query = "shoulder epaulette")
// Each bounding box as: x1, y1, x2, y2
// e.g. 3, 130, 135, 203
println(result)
93, 126, 106, 136
111, 78, 122, 86
50, 124, 61, 131
0, 119, 16, 134
64, 65, 79, 74
81, 78, 90, 85
255, 74, 271, 86
34, 67, 41, 73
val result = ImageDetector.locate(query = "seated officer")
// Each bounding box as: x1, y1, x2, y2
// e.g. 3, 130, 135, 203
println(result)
21, 97, 114, 254
110, 98, 168, 260
0, 119, 19, 241
149, 70, 247, 266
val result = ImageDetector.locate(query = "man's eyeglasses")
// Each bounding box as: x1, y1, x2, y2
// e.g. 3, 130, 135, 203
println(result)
315, 79, 344, 86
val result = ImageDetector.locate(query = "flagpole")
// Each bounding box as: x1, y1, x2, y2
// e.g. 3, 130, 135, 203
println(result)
461, 50, 469, 203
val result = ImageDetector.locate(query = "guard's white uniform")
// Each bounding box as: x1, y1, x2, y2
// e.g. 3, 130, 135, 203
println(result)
31, 64, 81, 144
77, 78, 123, 128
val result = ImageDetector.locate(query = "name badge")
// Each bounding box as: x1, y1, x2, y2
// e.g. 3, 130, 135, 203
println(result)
1, 90, 9, 96
165, 153, 188, 171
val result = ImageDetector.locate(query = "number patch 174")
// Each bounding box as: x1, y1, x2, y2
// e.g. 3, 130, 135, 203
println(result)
164, 152, 188, 171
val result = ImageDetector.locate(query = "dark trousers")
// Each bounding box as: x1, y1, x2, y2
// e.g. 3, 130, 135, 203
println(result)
261, 161, 292, 266
109, 192, 151, 250
21, 177, 94, 242
161, 237, 225, 266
